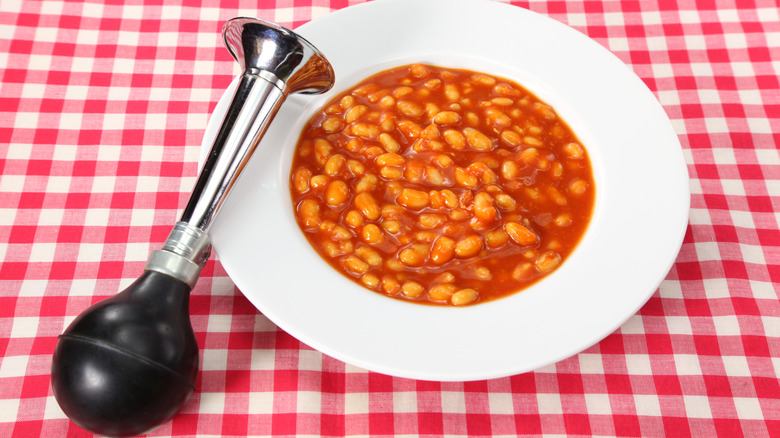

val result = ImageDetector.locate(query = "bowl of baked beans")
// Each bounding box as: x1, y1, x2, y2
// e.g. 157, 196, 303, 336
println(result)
289, 63, 595, 307
205, 0, 689, 380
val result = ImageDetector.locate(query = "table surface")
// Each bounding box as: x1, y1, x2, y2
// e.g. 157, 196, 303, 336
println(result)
1, 0, 778, 436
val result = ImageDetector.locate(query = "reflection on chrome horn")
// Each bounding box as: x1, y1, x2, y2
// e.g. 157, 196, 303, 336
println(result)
50, 18, 335, 437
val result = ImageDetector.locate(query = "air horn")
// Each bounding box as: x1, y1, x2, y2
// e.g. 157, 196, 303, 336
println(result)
50, 17, 334, 437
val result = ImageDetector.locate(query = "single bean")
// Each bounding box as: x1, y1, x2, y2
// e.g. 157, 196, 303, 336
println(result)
342, 255, 369, 276
563, 142, 585, 159
472, 74, 496, 86
379, 95, 395, 109
397, 188, 430, 210
330, 225, 351, 241
380, 166, 403, 180
523, 136, 543, 147
485, 229, 509, 248
465, 112, 480, 127
398, 243, 428, 267
382, 275, 401, 294
500, 130, 522, 147
494, 83, 521, 96
425, 103, 440, 118
355, 174, 378, 193
324, 154, 346, 176
569, 178, 589, 195
444, 84, 460, 101
292, 167, 311, 193
410, 63, 430, 78
454, 167, 478, 188
347, 159, 365, 175
309, 174, 329, 191
361, 273, 380, 288
378, 132, 400, 153
356, 245, 383, 266
381, 219, 401, 234
485, 107, 511, 129
501, 160, 519, 180
392, 86, 414, 98
433, 111, 462, 126
367, 89, 389, 103
425, 166, 444, 186
494, 193, 517, 211
425, 78, 442, 89
402, 281, 424, 298
534, 102, 557, 120
345, 105, 368, 123
396, 120, 422, 138
548, 187, 567, 205
472, 192, 497, 224
345, 210, 364, 228
512, 262, 533, 280
321, 117, 344, 133
430, 236, 456, 265
414, 231, 437, 243
455, 235, 483, 258
298, 199, 320, 228
505, 221, 539, 247
436, 272, 455, 283
351, 123, 380, 138
314, 139, 332, 165
492, 97, 514, 106
420, 123, 440, 140
554, 213, 573, 227
419, 213, 447, 229
326, 180, 349, 206
354, 192, 381, 220
474, 266, 492, 280
361, 223, 385, 244
443, 129, 466, 149
451, 288, 478, 306
397, 100, 424, 117
536, 250, 561, 273
442, 190, 458, 208
376, 153, 406, 167
340, 95, 355, 110
428, 284, 457, 301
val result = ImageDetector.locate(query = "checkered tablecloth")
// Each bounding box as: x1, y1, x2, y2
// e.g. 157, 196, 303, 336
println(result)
1, 0, 778, 436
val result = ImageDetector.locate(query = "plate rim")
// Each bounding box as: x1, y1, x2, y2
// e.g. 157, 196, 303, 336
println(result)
204, 0, 690, 381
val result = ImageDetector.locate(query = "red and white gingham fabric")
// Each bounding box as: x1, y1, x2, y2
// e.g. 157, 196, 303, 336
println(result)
1, 0, 778, 436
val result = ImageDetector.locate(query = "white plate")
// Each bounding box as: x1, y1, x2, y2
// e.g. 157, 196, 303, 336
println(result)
203, 0, 689, 381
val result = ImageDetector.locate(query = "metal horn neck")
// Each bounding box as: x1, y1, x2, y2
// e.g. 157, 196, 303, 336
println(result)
145, 17, 335, 287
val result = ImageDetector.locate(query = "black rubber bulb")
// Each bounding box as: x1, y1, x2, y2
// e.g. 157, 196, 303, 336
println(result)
51, 270, 199, 437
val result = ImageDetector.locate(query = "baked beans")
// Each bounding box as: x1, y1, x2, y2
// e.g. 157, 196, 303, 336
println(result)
291, 64, 594, 306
